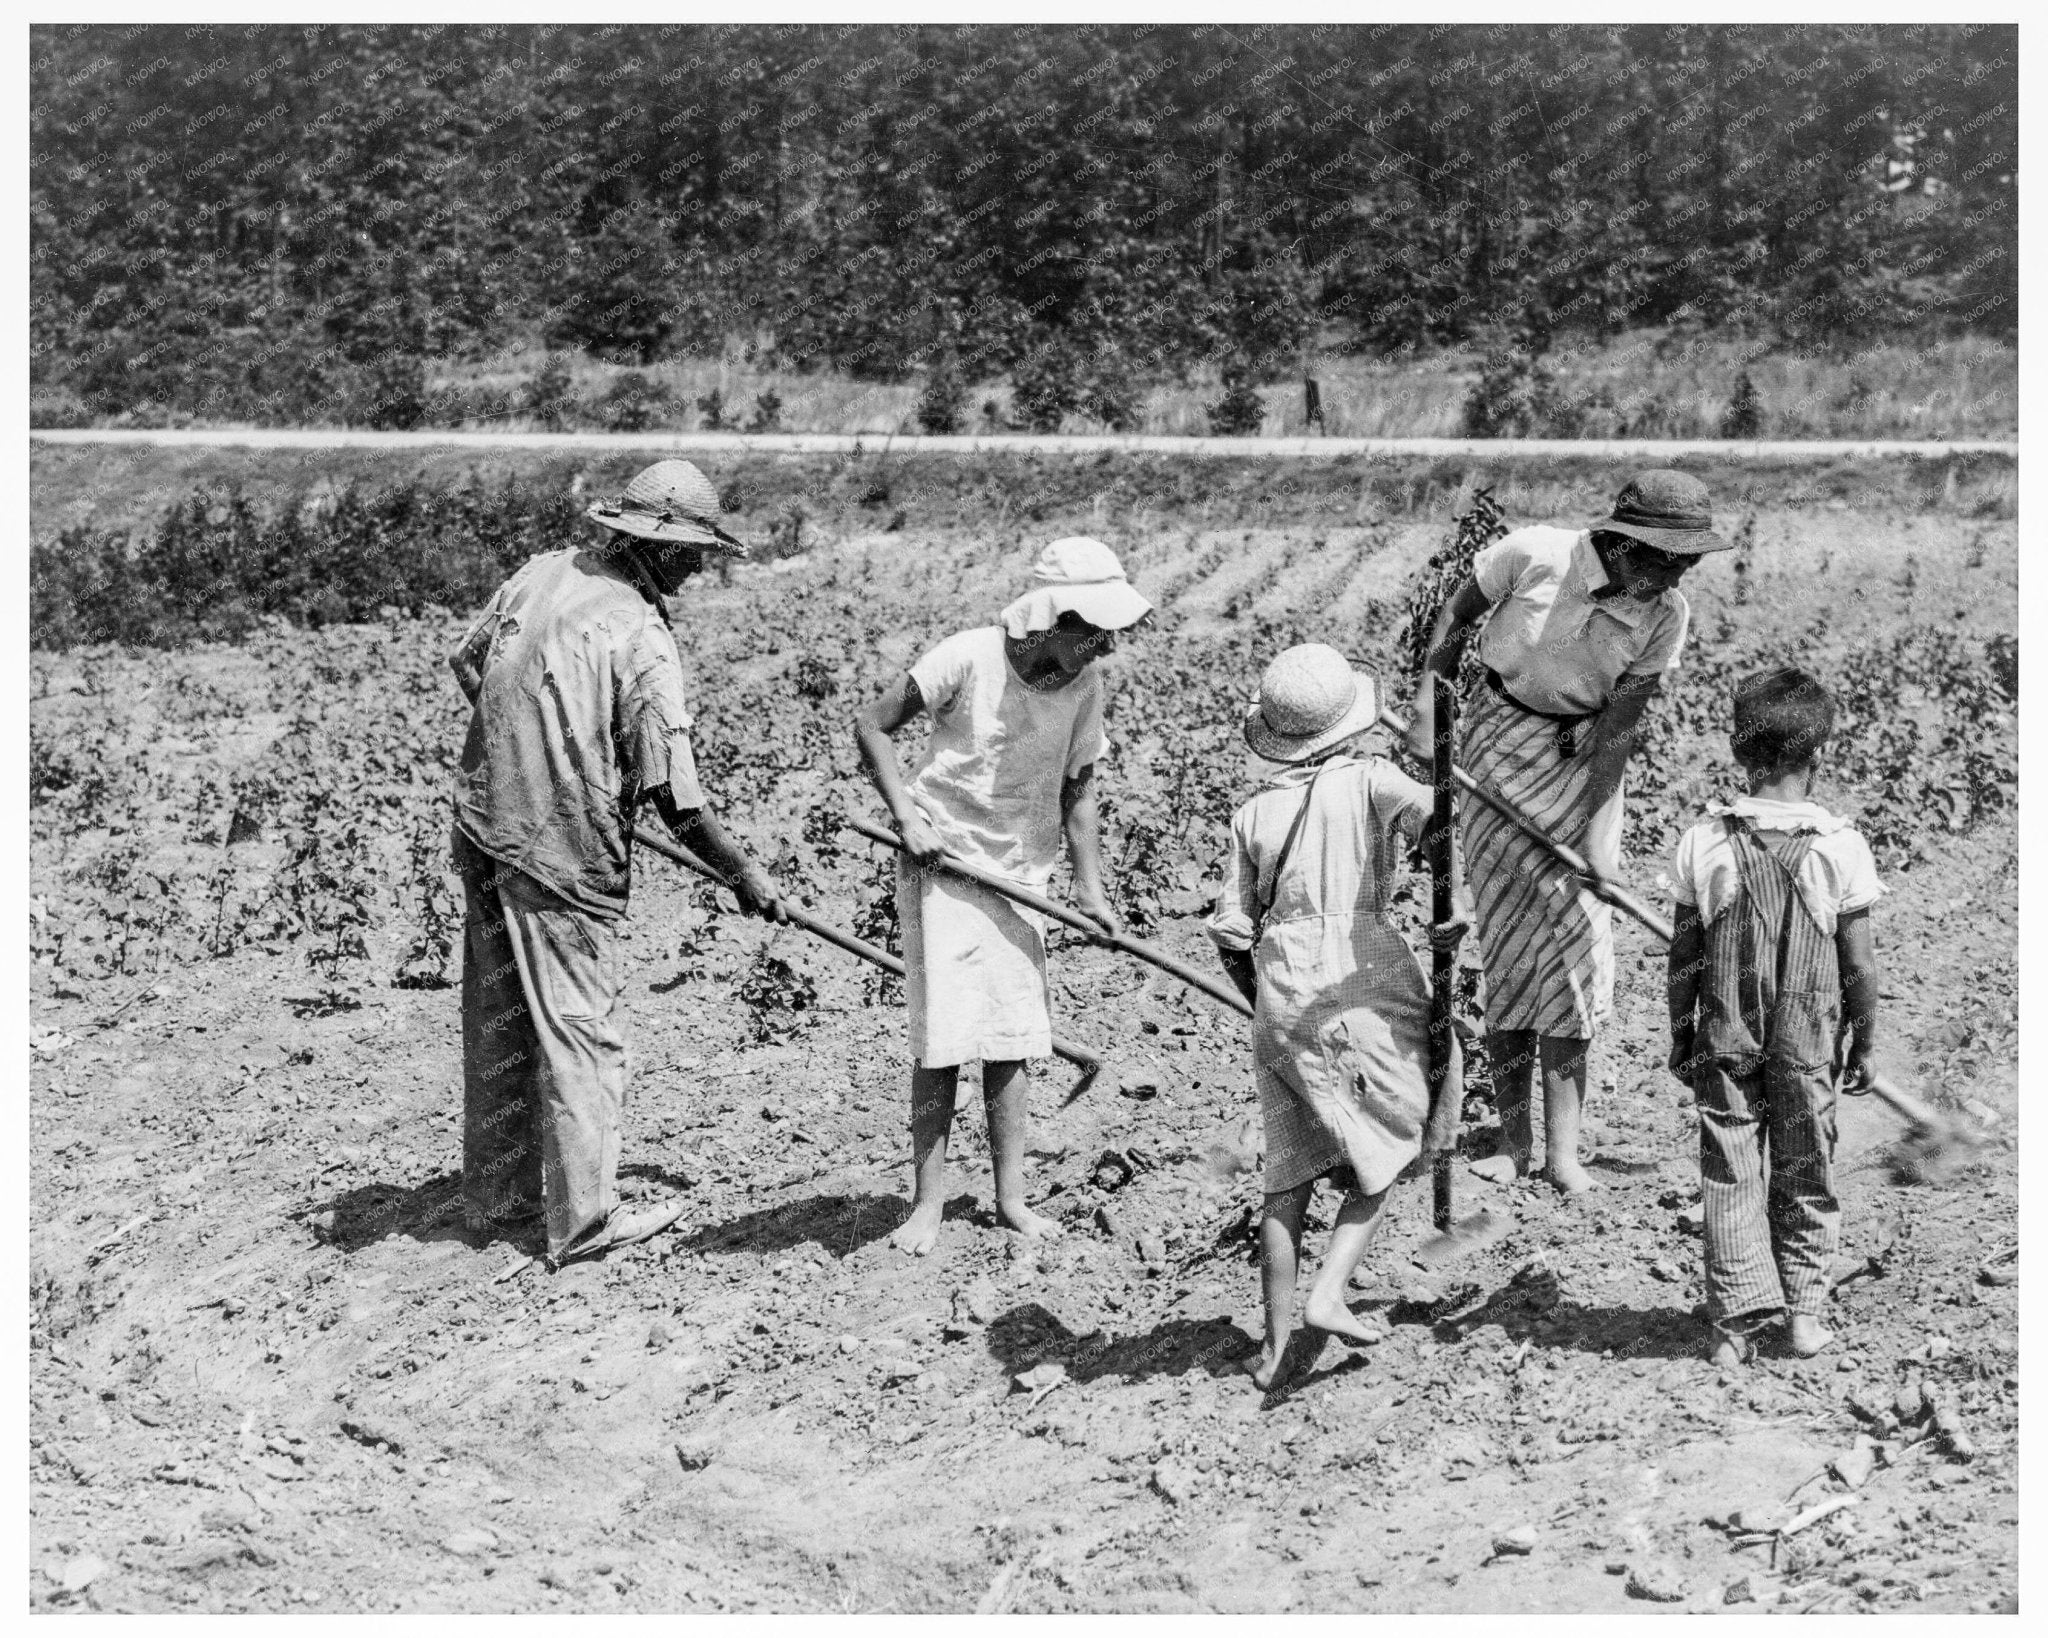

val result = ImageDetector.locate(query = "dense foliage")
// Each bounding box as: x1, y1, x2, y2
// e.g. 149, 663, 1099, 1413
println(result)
31, 24, 2017, 425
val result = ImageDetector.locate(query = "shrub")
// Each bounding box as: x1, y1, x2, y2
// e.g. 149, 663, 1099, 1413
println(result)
524, 356, 575, 430
697, 388, 734, 432
1720, 371, 1764, 439
1206, 356, 1265, 436
599, 371, 672, 432
1009, 334, 1088, 432
916, 351, 966, 435
1460, 341, 1566, 438
745, 390, 783, 434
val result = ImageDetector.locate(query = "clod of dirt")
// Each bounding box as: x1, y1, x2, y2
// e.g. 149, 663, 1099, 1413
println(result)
1728, 1502, 1789, 1534
646, 1321, 672, 1351
442, 1528, 497, 1557
1151, 1459, 1196, 1505
1092, 1150, 1136, 1191
1491, 1525, 1537, 1557
56, 1553, 107, 1593
1650, 1259, 1683, 1283
675, 1442, 714, 1472
1894, 1376, 1926, 1425
1723, 1574, 1764, 1605
957, 1279, 998, 1327
1626, 1562, 1690, 1603
1829, 1442, 1877, 1490
1922, 1384, 1977, 1461
1136, 1233, 1167, 1271
338, 1418, 403, 1455
1012, 1362, 1066, 1396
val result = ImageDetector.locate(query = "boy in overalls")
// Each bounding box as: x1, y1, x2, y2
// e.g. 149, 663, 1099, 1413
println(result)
1667, 667, 1884, 1364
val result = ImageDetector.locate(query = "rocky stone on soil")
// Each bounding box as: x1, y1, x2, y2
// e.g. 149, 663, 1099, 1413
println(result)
1151, 1460, 1196, 1505
1491, 1525, 1537, 1557
1626, 1562, 1690, 1603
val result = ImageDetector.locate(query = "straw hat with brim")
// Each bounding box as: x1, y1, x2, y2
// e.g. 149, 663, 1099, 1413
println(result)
1243, 644, 1380, 765
588, 459, 751, 558
1594, 468, 1728, 555
1000, 536, 1154, 637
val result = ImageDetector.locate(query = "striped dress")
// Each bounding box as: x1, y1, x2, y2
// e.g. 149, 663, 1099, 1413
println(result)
1458, 684, 1621, 1037
1457, 526, 1688, 1039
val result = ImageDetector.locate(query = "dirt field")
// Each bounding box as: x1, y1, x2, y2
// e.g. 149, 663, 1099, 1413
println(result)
29, 465, 2018, 1612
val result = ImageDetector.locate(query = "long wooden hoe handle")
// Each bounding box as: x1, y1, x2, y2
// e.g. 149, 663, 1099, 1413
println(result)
632, 822, 1104, 1075
1372, 705, 1946, 1138
843, 815, 1255, 1021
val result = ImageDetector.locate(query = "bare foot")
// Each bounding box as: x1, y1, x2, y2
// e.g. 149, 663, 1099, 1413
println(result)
1469, 1152, 1533, 1185
996, 1200, 1063, 1239
1786, 1314, 1834, 1357
1302, 1292, 1388, 1347
889, 1202, 945, 1256
1240, 1342, 1287, 1391
1709, 1331, 1752, 1368
1547, 1157, 1601, 1195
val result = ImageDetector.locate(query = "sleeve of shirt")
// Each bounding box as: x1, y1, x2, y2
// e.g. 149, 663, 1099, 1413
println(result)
618, 622, 706, 810
1670, 823, 1702, 906
1470, 529, 1538, 604
1824, 827, 1887, 916
907, 630, 975, 722
1205, 806, 1260, 953
1065, 671, 1111, 778
1371, 759, 1434, 844
449, 583, 508, 694
1625, 590, 1693, 678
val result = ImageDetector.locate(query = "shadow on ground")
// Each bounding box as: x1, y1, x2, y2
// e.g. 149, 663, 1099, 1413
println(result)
677, 1189, 919, 1259
985, 1303, 1255, 1385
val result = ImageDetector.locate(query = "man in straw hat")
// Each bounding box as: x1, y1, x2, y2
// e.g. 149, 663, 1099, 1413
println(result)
449, 459, 786, 1267
1405, 469, 1728, 1195
854, 537, 1151, 1256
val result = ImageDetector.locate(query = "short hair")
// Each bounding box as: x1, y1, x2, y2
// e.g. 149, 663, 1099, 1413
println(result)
1732, 665, 1836, 771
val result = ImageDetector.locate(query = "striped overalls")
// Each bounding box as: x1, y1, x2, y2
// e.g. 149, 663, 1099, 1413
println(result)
1693, 819, 1843, 1325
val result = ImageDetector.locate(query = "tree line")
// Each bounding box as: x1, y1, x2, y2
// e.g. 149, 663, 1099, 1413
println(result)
30, 23, 2017, 426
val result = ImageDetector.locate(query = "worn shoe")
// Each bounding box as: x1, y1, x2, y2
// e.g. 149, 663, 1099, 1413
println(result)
549, 1197, 687, 1269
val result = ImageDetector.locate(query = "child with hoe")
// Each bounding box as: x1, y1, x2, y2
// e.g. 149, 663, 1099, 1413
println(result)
855, 538, 1152, 1255
1209, 645, 1467, 1389
1667, 666, 1883, 1365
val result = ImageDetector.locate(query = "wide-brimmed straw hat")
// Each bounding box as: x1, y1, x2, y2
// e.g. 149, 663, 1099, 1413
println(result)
1244, 644, 1380, 765
1594, 469, 1728, 555
999, 537, 1154, 638
587, 460, 750, 558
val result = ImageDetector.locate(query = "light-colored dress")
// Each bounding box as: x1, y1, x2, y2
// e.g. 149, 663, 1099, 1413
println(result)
895, 627, 1108, 1068
1206, 755, 1441, 1195
1463, 526, 1688, 1036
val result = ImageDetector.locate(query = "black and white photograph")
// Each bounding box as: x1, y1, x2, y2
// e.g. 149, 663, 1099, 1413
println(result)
26, 14, 2021, 1615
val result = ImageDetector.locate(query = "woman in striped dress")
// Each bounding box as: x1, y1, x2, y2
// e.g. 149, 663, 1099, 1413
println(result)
1405, 471, 1730, 1193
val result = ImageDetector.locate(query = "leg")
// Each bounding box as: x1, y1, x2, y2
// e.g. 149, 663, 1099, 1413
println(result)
458, 839, 543, 1234
890, 1063, 958, 1255
1695, 1059, 1785, 1352
1244, 1183, 1312, 1390
1540, 1033, 1597, 1194
1470, 1026, 1537, 1183
497, 874, 628, 1262
1303, 1186, 1393, 1343
984, 1058, 1059, 1238
1768, 1057, 1841, 1356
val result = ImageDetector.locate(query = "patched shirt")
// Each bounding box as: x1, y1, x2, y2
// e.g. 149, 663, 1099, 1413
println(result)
1473, 526, 1691, 715
450, 548, 706, 920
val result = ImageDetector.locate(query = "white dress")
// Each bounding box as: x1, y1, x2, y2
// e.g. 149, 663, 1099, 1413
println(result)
894, 628, 1108, 1068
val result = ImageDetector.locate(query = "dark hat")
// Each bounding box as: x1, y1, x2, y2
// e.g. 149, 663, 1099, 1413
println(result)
1597, 469, 1728, 555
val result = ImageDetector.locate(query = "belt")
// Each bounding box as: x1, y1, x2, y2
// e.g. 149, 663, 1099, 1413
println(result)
1485, 669, 1597, 759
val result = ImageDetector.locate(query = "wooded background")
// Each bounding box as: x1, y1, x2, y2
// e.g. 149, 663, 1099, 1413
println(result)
30, 24, 2017, 427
